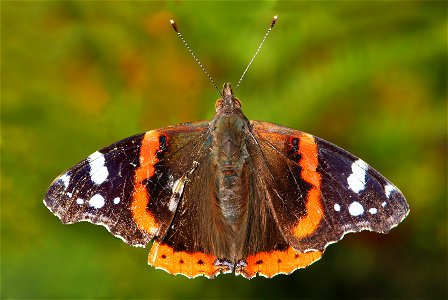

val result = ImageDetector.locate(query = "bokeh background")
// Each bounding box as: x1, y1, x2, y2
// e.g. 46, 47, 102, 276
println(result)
2, 1, 446, 299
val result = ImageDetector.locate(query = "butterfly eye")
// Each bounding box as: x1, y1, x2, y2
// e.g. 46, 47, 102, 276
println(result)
215, 99, 223, 111
234, 98, 242, 109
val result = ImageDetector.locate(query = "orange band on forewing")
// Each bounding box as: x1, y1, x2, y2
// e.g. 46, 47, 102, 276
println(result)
148, 241, 222, 278
241, 247, 322, 278
298, 133, 320, 186
131, 131, 160, 236
293, 133, 324, 238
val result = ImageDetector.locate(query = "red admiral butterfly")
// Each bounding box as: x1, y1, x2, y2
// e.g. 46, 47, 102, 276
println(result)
44, 16, 409, 279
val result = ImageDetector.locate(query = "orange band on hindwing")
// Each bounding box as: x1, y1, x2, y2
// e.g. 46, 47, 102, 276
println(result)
148, 241, 223, 278
293, 133, 324, 238
239, 248, 322, 278
131, 130, 161, 236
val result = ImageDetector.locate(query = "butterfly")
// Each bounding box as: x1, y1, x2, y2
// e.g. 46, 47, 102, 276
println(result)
44, 17, 409, 279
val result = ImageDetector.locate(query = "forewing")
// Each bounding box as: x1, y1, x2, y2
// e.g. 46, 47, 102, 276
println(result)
44, 122, 209, 247
249, 120, 409, 252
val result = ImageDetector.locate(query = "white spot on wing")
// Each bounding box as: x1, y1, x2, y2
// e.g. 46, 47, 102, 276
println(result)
334, 203, 341, 211
59, 174, 70, 188
169, 178, 185, 212
113, 197, 120, 204
369, 207, 378, 214
88, 151, 109, 185
382, 201, 387, 207
347, 159, 368, 193
66, 192, 73, 197
168, 199, 179, 212
76, 198, 84, 205
348, 201, 364, 216
171, 179, 179, 191
89, 194, 105, 209
384, 184, 396, 198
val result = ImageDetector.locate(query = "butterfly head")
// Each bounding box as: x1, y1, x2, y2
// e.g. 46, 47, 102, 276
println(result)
215, 83, 242, 114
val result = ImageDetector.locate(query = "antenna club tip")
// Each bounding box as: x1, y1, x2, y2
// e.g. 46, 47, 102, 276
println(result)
170, 19, 178, 32
271, 15, 278, 27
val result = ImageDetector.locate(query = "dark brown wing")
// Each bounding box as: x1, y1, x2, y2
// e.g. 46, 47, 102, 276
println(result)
147, 152, 233, 278
235, 161, 323, 278
44, 121, 210, 247
249, 120, 409, 252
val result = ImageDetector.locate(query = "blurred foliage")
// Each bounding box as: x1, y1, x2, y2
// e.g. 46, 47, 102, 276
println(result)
1, 1, 446, 299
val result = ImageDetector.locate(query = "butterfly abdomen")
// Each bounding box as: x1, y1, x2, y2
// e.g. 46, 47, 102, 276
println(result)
211, 112, 251, 232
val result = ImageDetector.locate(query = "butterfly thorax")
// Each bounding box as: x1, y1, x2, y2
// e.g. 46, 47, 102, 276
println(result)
210, 84, 251, 252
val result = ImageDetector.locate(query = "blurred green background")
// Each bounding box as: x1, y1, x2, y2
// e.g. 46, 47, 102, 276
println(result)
2, 1, 446, 299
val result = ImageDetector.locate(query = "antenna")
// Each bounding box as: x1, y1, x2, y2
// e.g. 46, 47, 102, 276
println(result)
235, 15, 278, 93
170, 19, 221, 96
